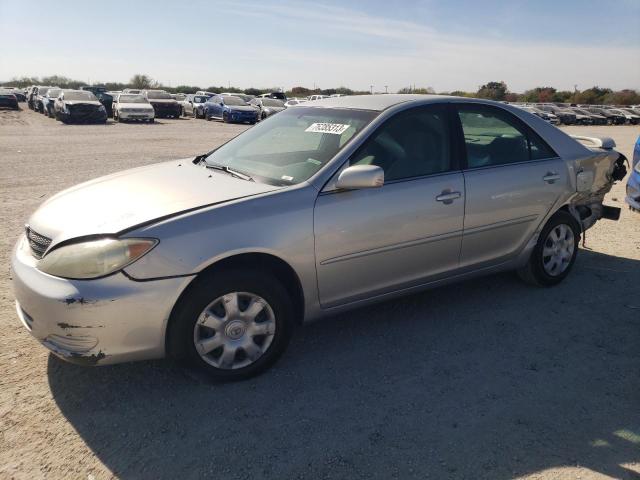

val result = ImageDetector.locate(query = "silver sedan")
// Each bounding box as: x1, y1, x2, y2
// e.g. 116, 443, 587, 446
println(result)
11, 95, 627, 380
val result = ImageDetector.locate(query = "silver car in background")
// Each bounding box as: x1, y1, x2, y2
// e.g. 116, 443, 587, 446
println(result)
11, 95, 627, 381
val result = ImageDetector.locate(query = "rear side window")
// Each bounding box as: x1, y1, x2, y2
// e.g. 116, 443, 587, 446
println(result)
457, 105, 556, 168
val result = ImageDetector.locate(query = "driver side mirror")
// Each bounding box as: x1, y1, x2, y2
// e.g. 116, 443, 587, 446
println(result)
336, 165, 384, 190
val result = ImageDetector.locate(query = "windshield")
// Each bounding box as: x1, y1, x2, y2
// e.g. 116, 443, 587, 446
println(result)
205, 107, 377, 185
194, 96, 207, 103
119, 95, 148, 104
64, 91, 97, 101
146, 91, 172, 99
263, 98, 284, 107
38, 88, 50, 96
574, 109, 590, 115
47, 89, 61, 97
223, 96, 246, 106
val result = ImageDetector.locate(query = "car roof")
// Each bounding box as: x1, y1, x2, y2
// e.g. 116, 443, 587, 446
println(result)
301, 94, 460, 111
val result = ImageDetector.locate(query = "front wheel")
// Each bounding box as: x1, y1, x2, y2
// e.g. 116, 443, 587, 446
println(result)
222, 112, 229, 123
168, 269, 294, 381
517, 211, 580, 287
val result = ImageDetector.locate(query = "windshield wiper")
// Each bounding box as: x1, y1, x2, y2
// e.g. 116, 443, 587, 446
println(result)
205, 163, 254, 182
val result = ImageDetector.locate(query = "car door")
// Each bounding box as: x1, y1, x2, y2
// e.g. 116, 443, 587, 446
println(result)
314, 104, 465, 308
454, 103, 567, 268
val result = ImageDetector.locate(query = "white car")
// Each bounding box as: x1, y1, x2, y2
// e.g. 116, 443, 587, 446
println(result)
284, 98, 307, 107
307, 95, 328, 101
113, 93, 155, 123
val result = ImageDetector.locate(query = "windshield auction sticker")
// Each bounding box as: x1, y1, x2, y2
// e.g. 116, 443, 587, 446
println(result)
305, 123, 350, 135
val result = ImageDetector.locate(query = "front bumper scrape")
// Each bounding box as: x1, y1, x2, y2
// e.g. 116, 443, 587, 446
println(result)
11, 235, 190, 365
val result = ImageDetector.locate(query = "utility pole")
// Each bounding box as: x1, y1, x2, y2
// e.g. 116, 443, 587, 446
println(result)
384, 85, 388, 94
370, 85, 373, 94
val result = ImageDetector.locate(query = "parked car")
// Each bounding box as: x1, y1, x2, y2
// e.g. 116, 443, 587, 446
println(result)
53, 89, 108, 124
26, 85, 40, 109
607, 108, 640, 125
112, 93, 155, 123
284, 98, 307, 108
33, 86, 55, 113
11, 95, 627, 380
259, 91, 287, 101
196, 91, 217, 97
626, 135, 640, 213
221, 92, 255, 103
142, 90, 181, 118
620, 107, 640, 117
307, 94, 328, 101
184, 94, 209, 118
249, 97, 286, 120
0, 88, 19, 110
123, 89, 142, 94
204, 95, 258, 123
585, 107, 625, 125
570, 107, 607, 125
42, 88, 62, 117
3, 87, 26, 102
515, 105, 559, 125
536, 105, 577, 125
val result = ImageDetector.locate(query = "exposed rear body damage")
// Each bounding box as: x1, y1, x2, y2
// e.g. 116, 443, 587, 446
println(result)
568, 135, 627, 230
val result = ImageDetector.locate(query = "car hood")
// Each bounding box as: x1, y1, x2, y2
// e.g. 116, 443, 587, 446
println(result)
28, 159, 280, 247
227, 105, 256, 112
65, 100, 102, 106
148, 99, 177, 104
119, 102, 154, 109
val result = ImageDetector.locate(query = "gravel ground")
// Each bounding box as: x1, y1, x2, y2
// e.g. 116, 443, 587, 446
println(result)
1, 107, 639, 480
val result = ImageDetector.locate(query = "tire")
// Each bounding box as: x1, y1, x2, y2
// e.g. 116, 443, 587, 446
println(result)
192, 108, 197, 119
222, 112, 229, 123
149, 118, 154, 123
168, 268, 294, 381
517, 211, 580, 287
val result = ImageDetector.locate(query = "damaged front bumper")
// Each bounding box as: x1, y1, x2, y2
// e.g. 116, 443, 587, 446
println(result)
11, 235, 188, 366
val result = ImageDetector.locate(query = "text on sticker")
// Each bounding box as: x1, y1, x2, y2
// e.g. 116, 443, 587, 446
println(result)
305, 123, 350, 135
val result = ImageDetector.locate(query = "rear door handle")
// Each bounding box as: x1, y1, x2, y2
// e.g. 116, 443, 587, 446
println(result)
543, 172, 560, 183
435, 191, 462, 204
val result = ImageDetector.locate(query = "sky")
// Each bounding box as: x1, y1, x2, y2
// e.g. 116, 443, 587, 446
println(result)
1, 0, 639, 93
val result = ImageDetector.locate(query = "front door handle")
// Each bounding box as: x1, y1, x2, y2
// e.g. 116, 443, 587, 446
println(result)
543, 172, 560, 183
435, 191, 462, 204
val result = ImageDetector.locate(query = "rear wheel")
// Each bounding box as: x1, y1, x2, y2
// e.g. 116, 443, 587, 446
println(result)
168, 269, 294, 381
517, 211, 580, 287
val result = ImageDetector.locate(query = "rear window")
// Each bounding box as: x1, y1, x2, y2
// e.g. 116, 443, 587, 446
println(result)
146, 91, 172, 99
262, 99, 284, 107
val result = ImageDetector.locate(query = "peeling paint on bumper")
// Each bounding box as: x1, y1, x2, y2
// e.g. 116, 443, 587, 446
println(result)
11, 235, 190, 365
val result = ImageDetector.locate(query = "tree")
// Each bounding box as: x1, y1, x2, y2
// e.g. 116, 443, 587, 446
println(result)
244, 87, 266, 96
476, 81, 508, 101
174, 85, 201, 94
129, 74, 155, 89
397, 86, 434, 94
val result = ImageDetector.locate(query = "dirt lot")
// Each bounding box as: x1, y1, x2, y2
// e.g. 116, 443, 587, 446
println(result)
1, 107, 639, 480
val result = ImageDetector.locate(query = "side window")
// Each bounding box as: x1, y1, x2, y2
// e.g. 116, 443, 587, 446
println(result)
457, 105, 529, 168
529, 129, 556, 160
351, 105, 451, 182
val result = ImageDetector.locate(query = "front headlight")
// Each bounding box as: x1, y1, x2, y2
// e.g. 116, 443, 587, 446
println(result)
37, 238, 157, 279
